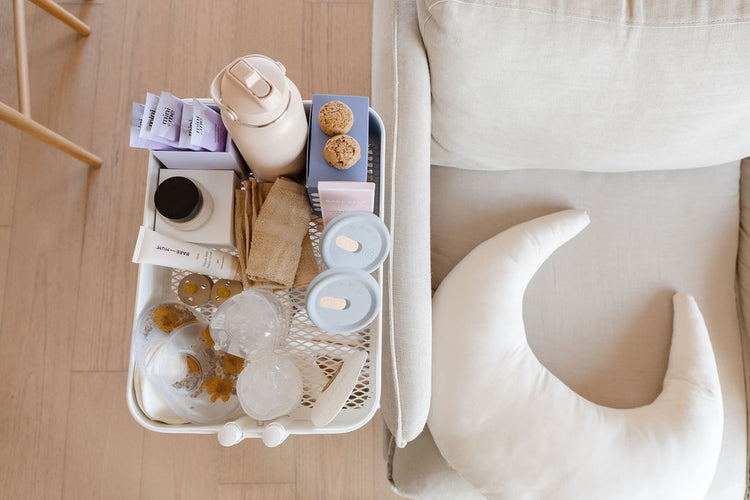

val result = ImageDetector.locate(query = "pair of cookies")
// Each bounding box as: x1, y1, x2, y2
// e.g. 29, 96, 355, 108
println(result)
318, 101, 361, 170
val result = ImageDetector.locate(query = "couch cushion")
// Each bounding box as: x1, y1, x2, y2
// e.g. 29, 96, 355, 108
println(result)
373, 0, 435, 448
417, 0, 750, 171
389, 427, 484, 499
424, 162, 746, 498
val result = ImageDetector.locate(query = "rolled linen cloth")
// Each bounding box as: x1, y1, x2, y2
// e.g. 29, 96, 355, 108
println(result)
293, 233, 319, 289
247, 178, 312, 288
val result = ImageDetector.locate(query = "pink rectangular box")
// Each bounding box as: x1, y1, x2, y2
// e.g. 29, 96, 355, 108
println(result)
318, 181, 376, 225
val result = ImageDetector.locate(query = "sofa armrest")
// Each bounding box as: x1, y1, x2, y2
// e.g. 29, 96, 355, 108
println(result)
372, 0, 433, 448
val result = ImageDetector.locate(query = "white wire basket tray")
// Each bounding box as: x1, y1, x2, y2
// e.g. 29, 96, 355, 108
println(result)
126, 101, 385, 443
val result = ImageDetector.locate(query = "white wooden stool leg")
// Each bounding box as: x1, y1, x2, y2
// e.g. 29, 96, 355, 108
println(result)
13, 0, 31, 115
0, 101, 103, 168
27, 0, 91, 36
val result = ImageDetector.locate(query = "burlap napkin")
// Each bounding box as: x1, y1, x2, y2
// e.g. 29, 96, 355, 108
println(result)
234, 178, 319, 290
233, 188, 249, 288
293, 233, 318, 289
234, 179, 276, 288
245, 180, 276, 288
247, 177, 312, 288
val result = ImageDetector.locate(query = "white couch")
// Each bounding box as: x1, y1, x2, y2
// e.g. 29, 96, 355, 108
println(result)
372, 0, 750, 497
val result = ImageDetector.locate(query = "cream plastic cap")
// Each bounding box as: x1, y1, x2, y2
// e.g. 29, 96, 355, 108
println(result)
229, 59, 272, 98
212, 55, 289, 126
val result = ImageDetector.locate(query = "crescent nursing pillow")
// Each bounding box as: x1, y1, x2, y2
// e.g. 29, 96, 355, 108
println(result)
429, 209, 724, 500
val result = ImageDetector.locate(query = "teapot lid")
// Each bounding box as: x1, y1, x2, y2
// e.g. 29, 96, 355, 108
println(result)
211, 54, 291, 127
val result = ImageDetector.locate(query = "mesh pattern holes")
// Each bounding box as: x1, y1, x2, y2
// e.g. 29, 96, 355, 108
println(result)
169, 198, 376, 414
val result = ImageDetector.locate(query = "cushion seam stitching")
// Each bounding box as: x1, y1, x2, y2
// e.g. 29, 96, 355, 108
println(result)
390, 0, 405, 445
425, 0, 750, 28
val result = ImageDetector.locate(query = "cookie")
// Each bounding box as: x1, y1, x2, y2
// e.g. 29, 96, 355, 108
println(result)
318, 101, 354, 136
323, 135, 361, 170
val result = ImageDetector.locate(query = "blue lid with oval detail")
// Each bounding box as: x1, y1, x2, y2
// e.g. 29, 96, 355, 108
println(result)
320, 211, 390, 273
305, 268, 380, 334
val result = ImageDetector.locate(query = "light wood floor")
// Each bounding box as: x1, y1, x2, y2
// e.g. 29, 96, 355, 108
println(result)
0, 1, 401, 499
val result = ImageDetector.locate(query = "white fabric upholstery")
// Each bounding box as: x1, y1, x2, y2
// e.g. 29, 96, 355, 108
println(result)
417, 0, 750, 171
429, 210, 724, 499
388, 427, 483, 499
373, 0, 434, 447
430, 163, 746, 499
389, 163, 747, 498
371, 0, 750, 495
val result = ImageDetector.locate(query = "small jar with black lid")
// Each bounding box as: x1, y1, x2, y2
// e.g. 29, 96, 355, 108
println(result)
154, 176, 213, 231
153, 169, 238, 248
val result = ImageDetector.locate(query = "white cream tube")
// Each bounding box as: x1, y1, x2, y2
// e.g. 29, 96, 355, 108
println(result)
133, 226, 241, 280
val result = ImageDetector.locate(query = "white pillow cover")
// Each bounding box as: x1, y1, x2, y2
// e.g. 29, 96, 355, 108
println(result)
429, 210, 724, 499
419, 0, 750, 172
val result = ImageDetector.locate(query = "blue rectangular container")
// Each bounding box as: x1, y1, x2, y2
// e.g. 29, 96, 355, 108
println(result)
306, 95, 370, 212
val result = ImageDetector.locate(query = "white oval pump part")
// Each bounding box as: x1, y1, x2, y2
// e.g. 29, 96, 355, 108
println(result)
311, 350, 368, 427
